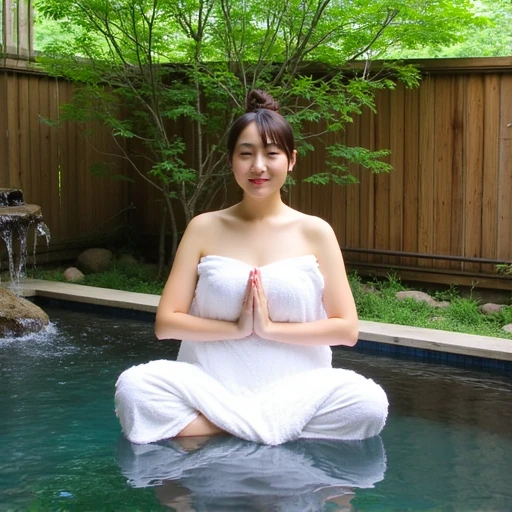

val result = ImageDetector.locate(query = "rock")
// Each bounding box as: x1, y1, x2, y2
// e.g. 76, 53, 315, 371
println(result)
0, 287, 49, 337
395, 290, 450, 308
362, 284, 379, 294
503, 324, 512, 334
63, 267, 85, 283
76, 248, 113, 274
479, 303, 505, 315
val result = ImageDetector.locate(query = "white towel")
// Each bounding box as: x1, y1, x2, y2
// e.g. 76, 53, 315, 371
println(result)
115, 255, 388, 445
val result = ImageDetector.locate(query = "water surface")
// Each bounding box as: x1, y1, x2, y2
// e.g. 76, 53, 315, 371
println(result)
1, 307, 511, 511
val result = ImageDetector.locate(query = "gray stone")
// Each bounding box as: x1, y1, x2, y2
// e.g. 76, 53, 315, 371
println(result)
76, 248, 113, 274
0, 287, 49, 337
362, 284, 379, 294
395, 290, 449, 308
478, 303, 505, 315
503, 324, 512, 334
64, 267, 85, 283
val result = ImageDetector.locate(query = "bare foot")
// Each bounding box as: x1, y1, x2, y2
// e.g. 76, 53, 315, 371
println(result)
176, 413, 225, 438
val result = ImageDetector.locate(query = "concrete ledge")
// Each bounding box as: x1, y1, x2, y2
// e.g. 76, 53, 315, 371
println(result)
6, 279, 512, 363
10, 279, 160, 313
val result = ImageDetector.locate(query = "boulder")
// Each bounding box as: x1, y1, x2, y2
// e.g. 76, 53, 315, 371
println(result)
0, 287, 49, 337
64, 267, 85, 283
478, 303, 505, 315
76, 248, 113, 274
395, 290, 450, 308
503, 324, 512, 334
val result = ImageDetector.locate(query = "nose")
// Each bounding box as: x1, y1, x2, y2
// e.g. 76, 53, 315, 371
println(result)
252, 153, 266, 173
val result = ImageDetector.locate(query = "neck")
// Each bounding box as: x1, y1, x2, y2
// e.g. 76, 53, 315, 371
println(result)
238, 193, 286, 220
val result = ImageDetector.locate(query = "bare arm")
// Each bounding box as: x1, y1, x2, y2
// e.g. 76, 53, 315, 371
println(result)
253, 218, 358, 347
155, 214, 254, 341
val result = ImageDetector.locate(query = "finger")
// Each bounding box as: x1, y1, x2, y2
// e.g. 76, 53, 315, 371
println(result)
254, 269, 266, 301
242, 270, 253, 303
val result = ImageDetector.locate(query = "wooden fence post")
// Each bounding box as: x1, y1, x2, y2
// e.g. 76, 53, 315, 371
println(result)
2, 0, 34, 59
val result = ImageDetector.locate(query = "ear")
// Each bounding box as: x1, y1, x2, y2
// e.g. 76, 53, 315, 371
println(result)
288, 149, 297, 172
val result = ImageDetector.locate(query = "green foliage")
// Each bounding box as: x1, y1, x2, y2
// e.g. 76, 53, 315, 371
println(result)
383, 0, 512, 58
445, 298, 483, 326
433, 284, 461, 302
496, 263, 512, 276
33, 0, 483, 264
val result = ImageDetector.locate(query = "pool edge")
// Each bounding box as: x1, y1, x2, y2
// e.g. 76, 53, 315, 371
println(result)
7, 279, 512, 368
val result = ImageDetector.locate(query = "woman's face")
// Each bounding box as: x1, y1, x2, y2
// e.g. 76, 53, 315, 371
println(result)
230, 122, 296, 198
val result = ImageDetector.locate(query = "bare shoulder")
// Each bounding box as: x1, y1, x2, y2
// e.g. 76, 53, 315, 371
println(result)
298, 213, 337, 244
180, 208, 237, 257
186, 210, 224, 231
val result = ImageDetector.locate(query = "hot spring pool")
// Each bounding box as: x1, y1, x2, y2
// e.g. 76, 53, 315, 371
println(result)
1, 306, 511, 511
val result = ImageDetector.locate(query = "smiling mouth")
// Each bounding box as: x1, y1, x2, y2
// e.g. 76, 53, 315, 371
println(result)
249, 179, 269, 185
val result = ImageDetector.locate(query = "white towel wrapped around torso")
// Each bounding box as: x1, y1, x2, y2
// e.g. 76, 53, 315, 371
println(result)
178, 255, 332, 392
115, 255, 388, 445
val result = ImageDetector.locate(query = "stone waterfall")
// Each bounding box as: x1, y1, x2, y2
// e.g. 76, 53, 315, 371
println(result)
0, 188, 51, 337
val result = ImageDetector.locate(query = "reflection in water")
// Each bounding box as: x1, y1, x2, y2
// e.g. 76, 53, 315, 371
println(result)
116, 435, 386, 511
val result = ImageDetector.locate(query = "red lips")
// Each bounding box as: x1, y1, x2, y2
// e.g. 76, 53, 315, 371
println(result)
249, 179, 269, 185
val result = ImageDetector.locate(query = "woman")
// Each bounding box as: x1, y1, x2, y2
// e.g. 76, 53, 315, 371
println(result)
115, 90, 388, 446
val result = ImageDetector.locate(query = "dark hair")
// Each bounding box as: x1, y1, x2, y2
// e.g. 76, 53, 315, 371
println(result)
227, 90, 295, 163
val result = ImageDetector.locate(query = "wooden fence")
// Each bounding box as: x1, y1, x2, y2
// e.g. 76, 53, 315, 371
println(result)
293, 58, 512, 289
1, 57, 511, 289
0, 65, 130, 261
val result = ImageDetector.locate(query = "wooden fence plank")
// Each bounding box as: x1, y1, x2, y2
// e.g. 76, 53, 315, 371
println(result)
59, 81, 78, 240
417, 76, 435, 268
433, 75, 454, 269
18, 75, 31, 199
37, 77, 55, 240
329, 130, 347, 245
358, 106, 375, 264
402, 85, 420, 267
449, 75, 465, 271
28, 75, 42, 208
463, 75, 485, 273
497, 74, 512, 264
6, 73, 21, 188
374, 89, 391, 265
0, 71, 8, 188
388, 82, 405, 267
344, 118, 361, 250
481, 74, 501, 274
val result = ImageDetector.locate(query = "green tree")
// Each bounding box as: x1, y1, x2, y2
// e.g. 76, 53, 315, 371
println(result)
384, 0, 512, 58
34, 0, 480, 269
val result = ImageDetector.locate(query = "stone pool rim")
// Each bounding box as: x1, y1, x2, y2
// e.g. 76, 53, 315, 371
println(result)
6, 278, 512, 371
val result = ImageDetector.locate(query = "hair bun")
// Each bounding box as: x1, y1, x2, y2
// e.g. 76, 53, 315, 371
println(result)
246, 89, 279, 113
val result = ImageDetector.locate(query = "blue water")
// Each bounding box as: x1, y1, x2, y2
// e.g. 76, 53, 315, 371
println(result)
1, 307, 511, 511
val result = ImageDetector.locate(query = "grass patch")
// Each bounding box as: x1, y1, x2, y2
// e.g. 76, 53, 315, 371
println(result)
27, 261, 166, 296
350, 273, 512, 340
27, 264, 512, 340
